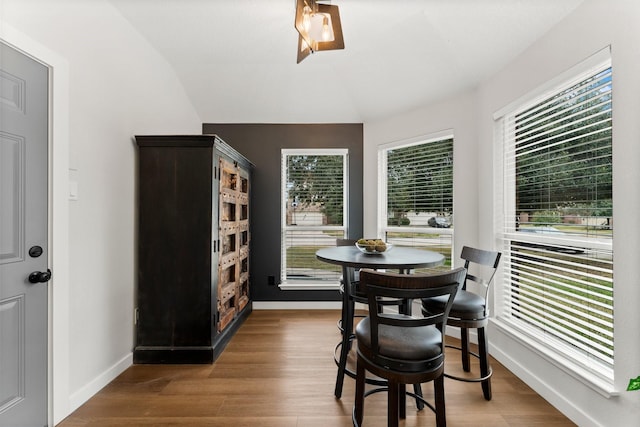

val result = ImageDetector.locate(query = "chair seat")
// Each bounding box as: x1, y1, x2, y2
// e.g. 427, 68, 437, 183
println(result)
422, 289, 485, 319
356, 316, 442, 361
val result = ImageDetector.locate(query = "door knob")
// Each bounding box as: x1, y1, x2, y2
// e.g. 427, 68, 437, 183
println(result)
28, 269, 52, 284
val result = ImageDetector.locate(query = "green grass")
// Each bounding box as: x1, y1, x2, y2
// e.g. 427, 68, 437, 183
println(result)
287, 246, 338, 271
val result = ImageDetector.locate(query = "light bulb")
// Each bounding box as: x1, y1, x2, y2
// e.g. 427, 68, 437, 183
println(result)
302, 5, 312, 32
308, 12, 334, 43
321, 16, 331, 41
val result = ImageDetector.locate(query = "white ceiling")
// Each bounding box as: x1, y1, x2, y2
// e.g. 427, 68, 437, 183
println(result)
108, 0, 585, 123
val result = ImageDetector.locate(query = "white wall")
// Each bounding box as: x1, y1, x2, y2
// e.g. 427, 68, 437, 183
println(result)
364, 0, 640, 425
363, 90, 479, 257
1, 0, 202, 424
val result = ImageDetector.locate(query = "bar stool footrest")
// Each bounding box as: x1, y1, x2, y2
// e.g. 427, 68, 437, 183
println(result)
334, 341, 387, 386
351, 387, 436, 427
443, 344, 493, 382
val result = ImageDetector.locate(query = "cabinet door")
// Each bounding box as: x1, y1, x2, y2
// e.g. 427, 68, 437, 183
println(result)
217, 158, 239, 332
237, 166, 250, 311
138, 146, 213, 346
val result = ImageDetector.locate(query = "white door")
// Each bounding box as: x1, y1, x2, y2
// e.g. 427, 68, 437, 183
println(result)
0, 41, 50, 427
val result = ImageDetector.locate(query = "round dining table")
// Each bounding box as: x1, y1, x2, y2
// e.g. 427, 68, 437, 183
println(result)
315, 245, 445, 398
316, 245, 445, 273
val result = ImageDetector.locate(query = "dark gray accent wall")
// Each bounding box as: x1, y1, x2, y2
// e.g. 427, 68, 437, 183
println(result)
202, 123, 363, 302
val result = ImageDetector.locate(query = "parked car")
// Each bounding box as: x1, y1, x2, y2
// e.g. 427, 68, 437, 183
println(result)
518, 226, 584, 254
428, 216, 451, 228
519, 226, 564, 235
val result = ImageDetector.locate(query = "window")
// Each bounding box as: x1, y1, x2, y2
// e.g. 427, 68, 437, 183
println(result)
495, 53, 613, 384
379, 133, 454, 271
280, 149, 348, 289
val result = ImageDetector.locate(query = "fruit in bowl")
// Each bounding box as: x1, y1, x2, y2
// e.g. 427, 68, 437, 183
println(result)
355, 238, 392, 254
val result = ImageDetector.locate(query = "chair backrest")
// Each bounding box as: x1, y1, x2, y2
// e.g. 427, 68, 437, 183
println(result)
359, 267, 467, 369
336, 238, 357, 247
460, 246, 501, 300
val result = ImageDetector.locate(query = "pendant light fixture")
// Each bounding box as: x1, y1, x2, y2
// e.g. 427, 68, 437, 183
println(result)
294, 0, 344, 63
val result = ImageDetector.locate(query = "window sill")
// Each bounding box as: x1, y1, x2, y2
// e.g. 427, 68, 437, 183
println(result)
492, 318, 618, 398
278, 281, 341, 291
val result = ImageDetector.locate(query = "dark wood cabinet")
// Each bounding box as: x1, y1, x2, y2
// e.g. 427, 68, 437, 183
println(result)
134, 134, 252, 363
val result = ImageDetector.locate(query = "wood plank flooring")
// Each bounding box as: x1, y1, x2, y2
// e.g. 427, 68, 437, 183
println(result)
57, 310, 576, 426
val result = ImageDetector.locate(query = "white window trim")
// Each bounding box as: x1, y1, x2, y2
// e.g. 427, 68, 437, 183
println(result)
280, 148, 348, 290
493, 47, 615, 396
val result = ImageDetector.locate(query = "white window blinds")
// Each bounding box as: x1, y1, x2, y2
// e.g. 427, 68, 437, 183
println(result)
497, 59, 613, 376
380, 136, 454, 271
281, 149, 347, 286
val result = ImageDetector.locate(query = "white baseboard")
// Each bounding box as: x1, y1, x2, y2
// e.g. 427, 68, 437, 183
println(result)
252, 301, 342, 310
68, 352, 132, 413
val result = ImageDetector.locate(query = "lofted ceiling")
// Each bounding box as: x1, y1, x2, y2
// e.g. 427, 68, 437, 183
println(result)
108, 0, 585, 123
